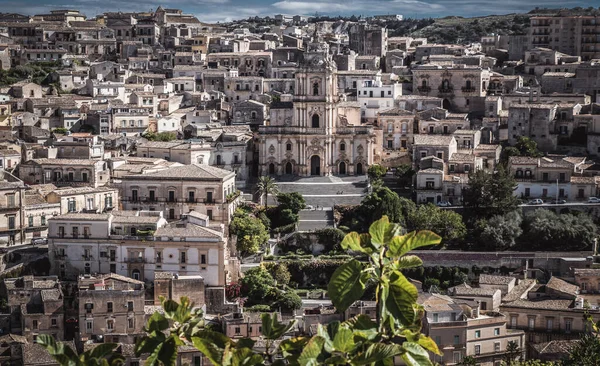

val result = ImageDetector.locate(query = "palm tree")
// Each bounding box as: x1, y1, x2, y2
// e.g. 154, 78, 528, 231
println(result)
256, 175, 278, 207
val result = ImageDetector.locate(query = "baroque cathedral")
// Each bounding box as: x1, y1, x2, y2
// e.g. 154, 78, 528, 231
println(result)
257, 43, 376, 177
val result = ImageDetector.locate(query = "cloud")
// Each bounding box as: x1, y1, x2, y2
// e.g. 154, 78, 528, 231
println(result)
0, 0, 596, 22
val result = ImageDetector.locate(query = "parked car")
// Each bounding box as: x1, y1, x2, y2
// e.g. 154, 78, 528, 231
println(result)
527, 199, 544, 205
31, 237, 48, 246
549, 199, 567, 204
588, 197, 600, 203
436, 201, 452, 207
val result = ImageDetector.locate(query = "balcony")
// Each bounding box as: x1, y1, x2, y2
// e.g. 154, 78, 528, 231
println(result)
336, 126, 372, 135
0, 204, 19, 212
461, 87, 477, 93
417, 86, 431, 93
124, 257, 146, 263
109, 234, 154, 241
82, 255, 93, 261
438, 86, 454, 94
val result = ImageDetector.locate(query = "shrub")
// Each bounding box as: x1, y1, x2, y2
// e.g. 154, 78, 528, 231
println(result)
244, 304, 271, 312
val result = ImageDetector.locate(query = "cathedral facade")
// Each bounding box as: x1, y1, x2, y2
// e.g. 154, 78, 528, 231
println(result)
257, 47, 376, 177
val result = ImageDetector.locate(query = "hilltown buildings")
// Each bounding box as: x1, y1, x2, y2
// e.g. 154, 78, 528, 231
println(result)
1, 5, 600, 364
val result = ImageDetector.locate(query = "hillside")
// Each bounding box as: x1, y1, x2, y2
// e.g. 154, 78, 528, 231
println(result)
402, 14, 530, 44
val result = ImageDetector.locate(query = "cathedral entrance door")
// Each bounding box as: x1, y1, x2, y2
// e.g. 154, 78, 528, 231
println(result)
356, 163, 363, 175
285, 162, 293, 175
339, 161, 346, 175
268, 163, 275, 175
310, 155, 321, 176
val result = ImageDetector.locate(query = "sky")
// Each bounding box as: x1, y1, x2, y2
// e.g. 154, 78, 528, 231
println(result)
1, 0, 598, 23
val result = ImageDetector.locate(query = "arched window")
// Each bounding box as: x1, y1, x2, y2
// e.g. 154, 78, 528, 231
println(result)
442, 79, 450, 90
251, 111, 257, 120
421, 79, 427, 88
286, 143, 292, 151
313, 82, 319, 96
216, 155, 222, 165
465, 80, 472, 89
387, 123, 393, 133
340, 142, 346, 151
311, 114, 320, 128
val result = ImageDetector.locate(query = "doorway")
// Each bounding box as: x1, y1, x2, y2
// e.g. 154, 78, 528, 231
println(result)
339, 161, 346, 175
285, 162, 293, 175
310, 155, 321, 176
356, 163, 363, 175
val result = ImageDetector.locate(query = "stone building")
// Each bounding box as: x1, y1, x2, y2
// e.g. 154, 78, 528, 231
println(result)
118, 164, 237, 222
0, 171, 26, 246
377, 108, 414, 151
348, 24, 387, 57
18, 158, 110, 188
44, 186, 118, 215
231, 100, 267, 128
257, 44, 376, 177
2, 275, 64, 342
412, 64, 493, 113
154, 272, 205, 307
421, 292, 525, 365
77, 273, 145, 344
507, 103, 558, 152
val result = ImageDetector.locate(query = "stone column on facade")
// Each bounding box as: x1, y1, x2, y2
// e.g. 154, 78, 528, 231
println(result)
350, 140, 355, 175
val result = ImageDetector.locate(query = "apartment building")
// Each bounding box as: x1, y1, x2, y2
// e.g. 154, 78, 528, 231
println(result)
119, 163, 237, 222
420, 292, 525, 365
507, 156, 592, 200
499, 276, 600, 357
357, 77, 402, 123
529, 15, 600, 61
0, 171, 25, 246
77, 273, 145, 344
47, 210, 230, 286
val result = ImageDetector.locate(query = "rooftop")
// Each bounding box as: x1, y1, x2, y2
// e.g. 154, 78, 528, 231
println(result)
124, 163, 234, 181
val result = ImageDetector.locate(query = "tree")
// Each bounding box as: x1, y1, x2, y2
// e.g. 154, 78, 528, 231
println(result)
479, 211, 523, 250
462, 165, 520, 219
276, 192, 306, 214
230, 214, 270, 255
359, 186, 415, 228
144, 131, 177, 142
562, 333, 600, 366
240, 266, 276, 305
272, 263, 291, 285
272, 290, 302, 312
395, 163, 416, 187
514, 136, 542, 157
367, 164, 387, 182
39, 217, 443, 366
504, 340, 522, 364
521, 210, 597, 251
407, 204, 467, 246
500, 146, 520, 165
256, 175, 279, 207
458, 356, 478, 366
